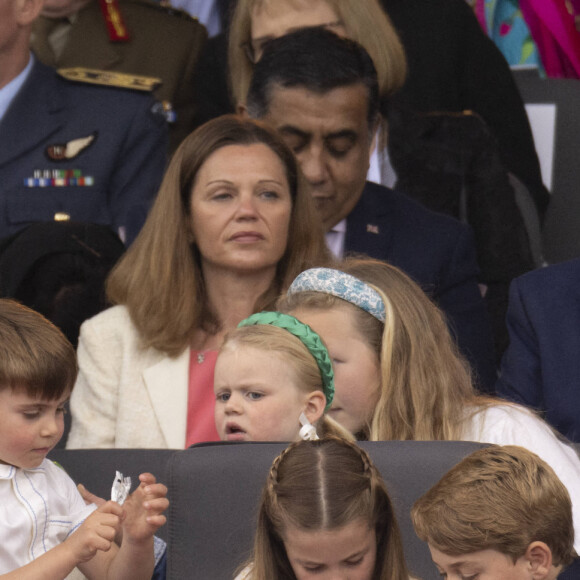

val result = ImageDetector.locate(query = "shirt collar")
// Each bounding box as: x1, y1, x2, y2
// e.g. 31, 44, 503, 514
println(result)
0, 53, 35, 123
0, 463, 16, 480
329, 218, 347, 233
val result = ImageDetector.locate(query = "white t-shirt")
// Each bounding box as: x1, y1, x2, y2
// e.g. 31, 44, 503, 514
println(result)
462, 404, 580, 552
0, 458, 96, 575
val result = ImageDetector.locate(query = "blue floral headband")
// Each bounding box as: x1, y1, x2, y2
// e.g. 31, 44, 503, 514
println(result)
288, 268, 386, 322
237, 312, 335, 412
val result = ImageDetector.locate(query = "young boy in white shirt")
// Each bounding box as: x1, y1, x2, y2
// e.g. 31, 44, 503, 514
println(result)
411, 445, 577, 580
0, 299, 169, 579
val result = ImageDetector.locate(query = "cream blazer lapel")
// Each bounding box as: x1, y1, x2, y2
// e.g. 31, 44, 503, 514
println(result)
143, 348, 190, 449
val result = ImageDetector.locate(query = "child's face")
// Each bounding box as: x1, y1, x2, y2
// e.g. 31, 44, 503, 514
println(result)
429, 546, 535, 579
214, 346, 311, 441
282, 517, 376, 579
0, 387, 67, 469
291, 305, 381, 434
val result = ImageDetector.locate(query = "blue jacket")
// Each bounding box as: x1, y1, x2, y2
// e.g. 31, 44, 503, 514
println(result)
346, 181, 497, 392
0, 59, 168, 244
497, 258, 580, 442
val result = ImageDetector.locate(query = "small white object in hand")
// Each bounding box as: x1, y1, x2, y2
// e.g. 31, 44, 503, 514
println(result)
111, 470, 132, 505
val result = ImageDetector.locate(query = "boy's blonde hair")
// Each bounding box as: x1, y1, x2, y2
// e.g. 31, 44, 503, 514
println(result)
0, 299, 77, 399
220, 324, 351, 440
249, 437, 410, 580
411, 445, 577, 567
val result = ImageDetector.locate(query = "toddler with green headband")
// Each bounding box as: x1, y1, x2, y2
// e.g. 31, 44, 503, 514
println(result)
213, 312, 352, 442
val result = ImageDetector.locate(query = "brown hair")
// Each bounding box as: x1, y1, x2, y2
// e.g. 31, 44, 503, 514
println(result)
219, 324, 353, 440
0, 299, 77, 400
248, 437, 410, 579
411, 445, 577, 567
228, 0, 407, 107
279, 257, 492, 441
106, 115, 330, 356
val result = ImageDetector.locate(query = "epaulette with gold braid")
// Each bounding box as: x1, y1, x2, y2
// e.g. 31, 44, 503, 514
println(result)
58, 67, 162, 92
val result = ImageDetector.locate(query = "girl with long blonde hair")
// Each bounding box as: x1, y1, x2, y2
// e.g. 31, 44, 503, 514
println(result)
277, 257, 580, 554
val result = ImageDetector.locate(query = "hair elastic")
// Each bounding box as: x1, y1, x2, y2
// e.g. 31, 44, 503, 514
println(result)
237, 311, 334, 411
288, 268, 386, 322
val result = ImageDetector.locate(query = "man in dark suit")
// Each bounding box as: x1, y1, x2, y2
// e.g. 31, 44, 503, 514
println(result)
193, 0, 548, 218
0, 0, 168, 244
245, 28, 497, 391
31, 0, 207, 152
497, 259, 580, 443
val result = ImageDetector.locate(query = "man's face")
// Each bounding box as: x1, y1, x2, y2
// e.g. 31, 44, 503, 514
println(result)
261, 83, 374, 230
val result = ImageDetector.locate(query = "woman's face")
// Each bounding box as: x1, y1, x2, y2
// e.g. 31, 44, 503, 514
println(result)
290, 305, 381, 435
189, 143, 292, 277
283, 518, 377, 579
250, 0, 347, 62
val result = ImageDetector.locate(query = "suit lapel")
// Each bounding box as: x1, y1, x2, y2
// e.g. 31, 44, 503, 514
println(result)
345, 182, 395, 257
143, 349, 190, 448
0, 60, 66, 168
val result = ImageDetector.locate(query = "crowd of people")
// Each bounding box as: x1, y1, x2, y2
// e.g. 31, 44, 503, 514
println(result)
1, 0, 579, 578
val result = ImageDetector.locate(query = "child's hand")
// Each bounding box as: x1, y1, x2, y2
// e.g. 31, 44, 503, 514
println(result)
64, 501, 123, 564
121, 472, 169, 543
77, 483, 106, 507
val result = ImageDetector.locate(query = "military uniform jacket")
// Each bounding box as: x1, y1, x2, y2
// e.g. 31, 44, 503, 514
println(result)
0, 59, 168, 244
32, 0, 207, 152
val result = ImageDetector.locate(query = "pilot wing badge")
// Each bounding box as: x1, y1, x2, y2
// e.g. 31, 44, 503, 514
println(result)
46, 132, 97, 161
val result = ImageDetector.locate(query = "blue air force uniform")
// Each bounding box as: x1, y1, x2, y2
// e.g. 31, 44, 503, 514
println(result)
0, 58, 168, 244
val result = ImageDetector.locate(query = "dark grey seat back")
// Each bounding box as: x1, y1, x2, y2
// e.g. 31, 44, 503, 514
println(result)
166, 441, 488, 580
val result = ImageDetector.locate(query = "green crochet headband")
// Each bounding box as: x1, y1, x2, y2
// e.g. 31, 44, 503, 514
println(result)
237, 311, 335, 412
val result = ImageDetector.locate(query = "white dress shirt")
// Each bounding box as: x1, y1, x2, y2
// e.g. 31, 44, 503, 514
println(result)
325, 218, 347, 259
367, 137, 397, 189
